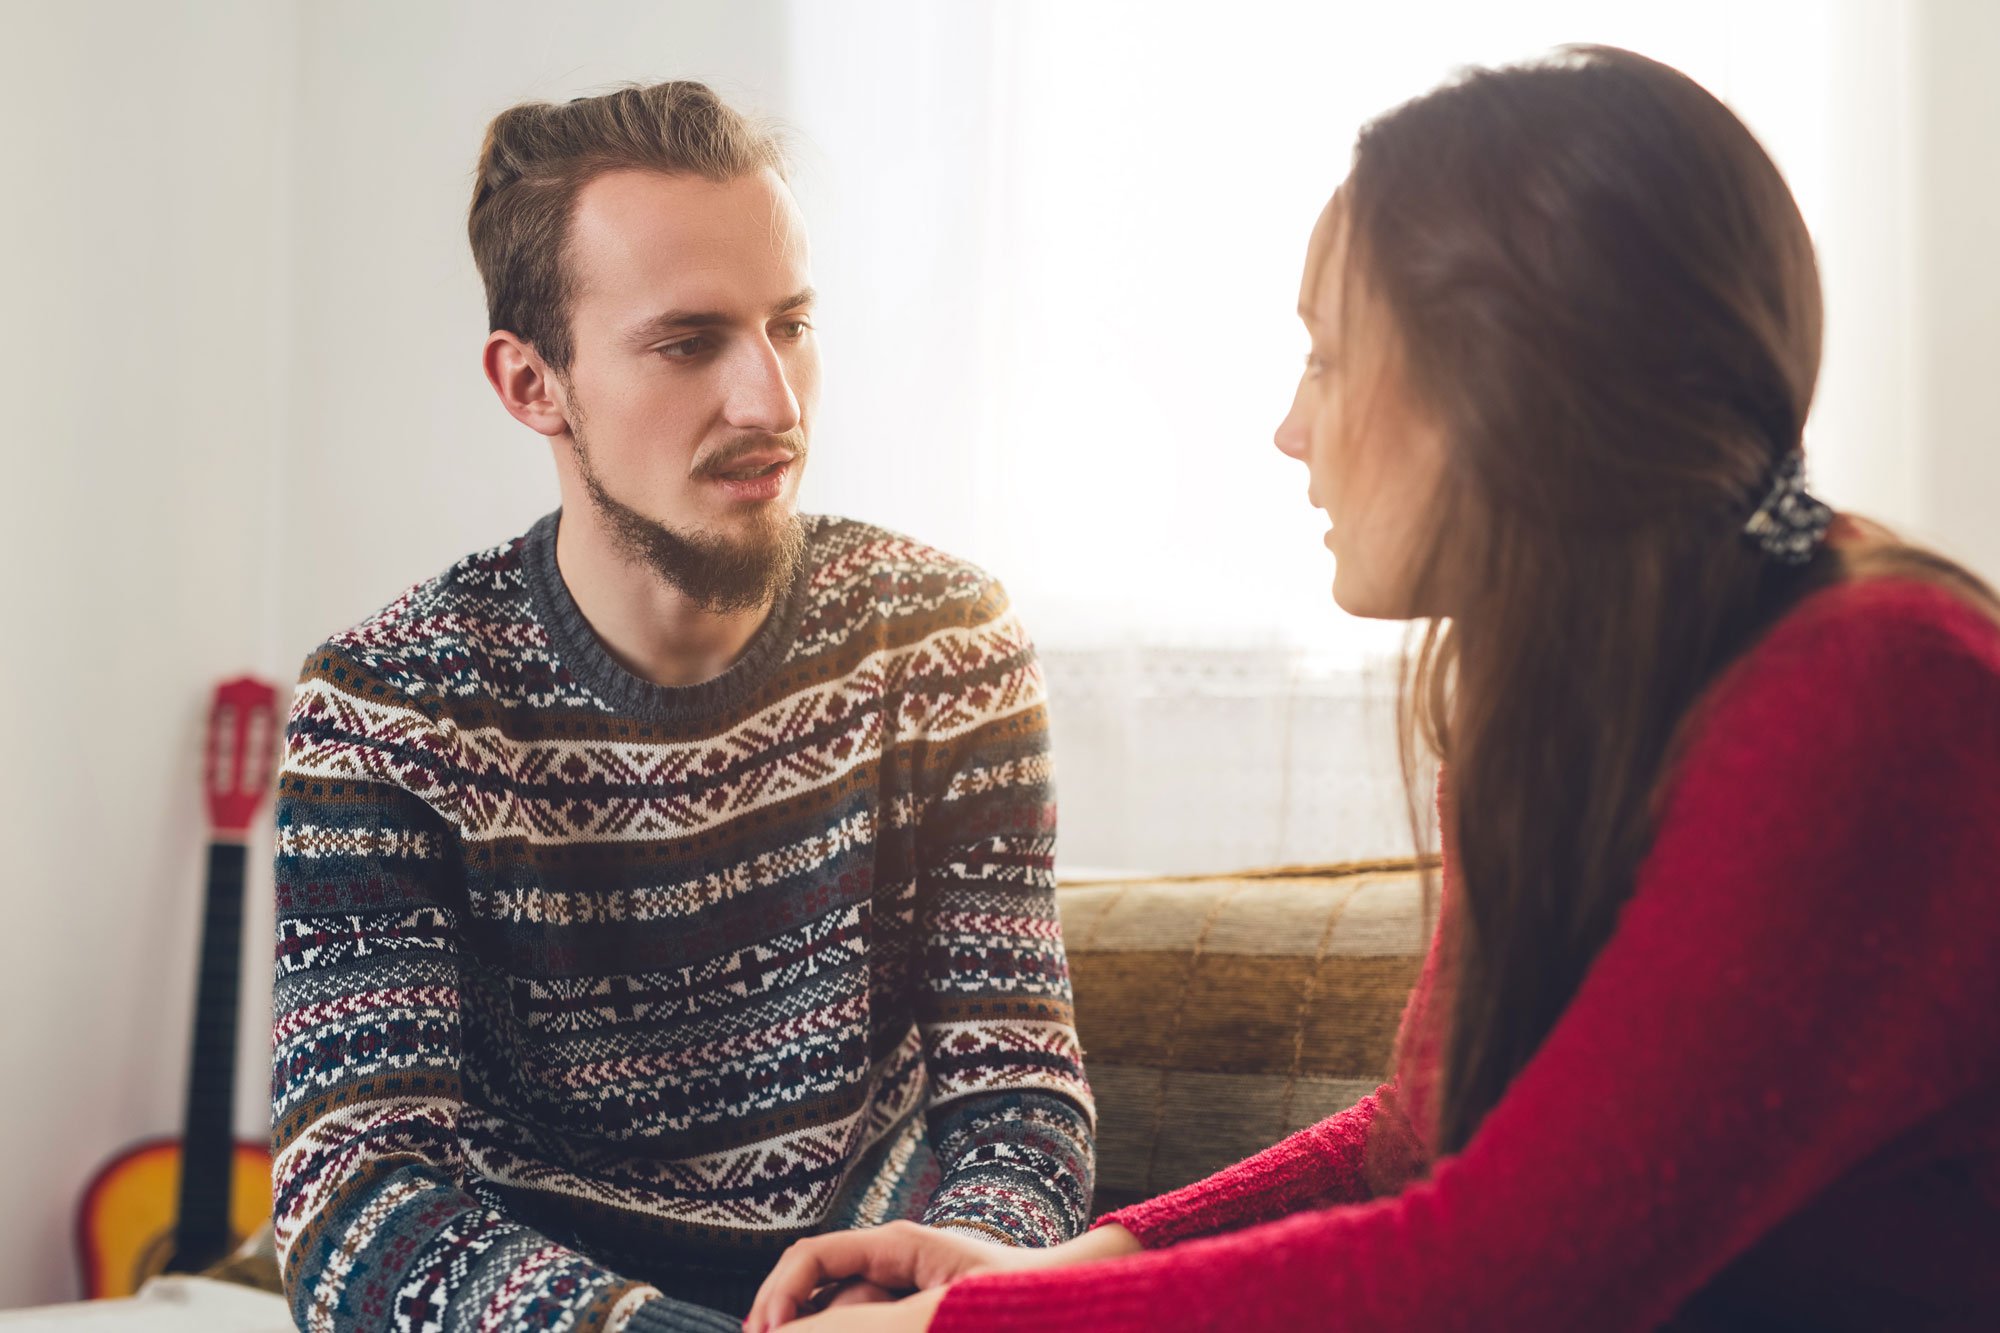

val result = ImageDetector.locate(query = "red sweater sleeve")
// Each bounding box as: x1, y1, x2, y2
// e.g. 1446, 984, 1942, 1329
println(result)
1092, 1090, 1388, 1246
934, 581, 2000, 1331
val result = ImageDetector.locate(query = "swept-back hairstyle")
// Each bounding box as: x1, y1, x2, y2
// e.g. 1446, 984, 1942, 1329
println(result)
468, 80, 786, 372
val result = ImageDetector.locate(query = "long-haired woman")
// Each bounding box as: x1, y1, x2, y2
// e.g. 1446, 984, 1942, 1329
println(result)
745, 46, 2000, 1332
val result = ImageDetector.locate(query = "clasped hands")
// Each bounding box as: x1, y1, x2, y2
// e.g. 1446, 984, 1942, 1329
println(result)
742, 1220, 1141, 1332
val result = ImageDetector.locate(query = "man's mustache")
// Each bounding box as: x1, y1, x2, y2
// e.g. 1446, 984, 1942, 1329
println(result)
691, 432, 808, 479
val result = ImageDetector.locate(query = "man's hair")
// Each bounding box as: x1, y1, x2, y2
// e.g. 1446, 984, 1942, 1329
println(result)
468, 80, 787, 373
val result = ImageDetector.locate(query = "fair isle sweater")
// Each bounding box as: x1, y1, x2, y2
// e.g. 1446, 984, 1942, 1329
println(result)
269, 512, 1095, 1333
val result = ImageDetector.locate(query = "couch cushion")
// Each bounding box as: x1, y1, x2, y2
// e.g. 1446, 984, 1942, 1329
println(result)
1057, 861, 1432, 1214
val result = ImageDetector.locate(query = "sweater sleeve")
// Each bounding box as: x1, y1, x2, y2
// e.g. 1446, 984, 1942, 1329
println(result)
933, 583, 2000, 1331
904, 585, 1097, 1247
1092, 1090, 1393, 1248
270, 650, 737, 1333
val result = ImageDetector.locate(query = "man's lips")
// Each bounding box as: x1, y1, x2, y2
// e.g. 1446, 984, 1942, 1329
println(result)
704, 451, 796, 481
706, 457, 794, 502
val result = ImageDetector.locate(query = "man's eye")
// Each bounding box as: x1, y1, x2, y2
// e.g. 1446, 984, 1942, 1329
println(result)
777, 320, 812, 339
659, 337, 708, 359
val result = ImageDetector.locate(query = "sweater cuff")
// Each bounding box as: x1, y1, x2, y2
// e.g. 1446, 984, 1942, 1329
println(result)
1089, 1208, 1166, 1248
1089, 1094, 1385, 1250
620, 1294, 744, 1333
918, 1089, 1096, 1247
920, 1175, 1068, 1248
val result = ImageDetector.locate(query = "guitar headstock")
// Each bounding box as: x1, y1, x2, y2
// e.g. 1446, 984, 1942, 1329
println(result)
205, 677, 280, 840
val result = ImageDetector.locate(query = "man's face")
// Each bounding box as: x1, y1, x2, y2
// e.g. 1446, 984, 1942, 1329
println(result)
553, 167, 819, 610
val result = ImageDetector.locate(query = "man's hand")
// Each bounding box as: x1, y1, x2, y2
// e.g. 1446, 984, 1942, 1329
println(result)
776, 1286, 950, 1333
817, 1280, 899, 1310
745, 1221, 1141, 1331
747, 1222, 1010, 1331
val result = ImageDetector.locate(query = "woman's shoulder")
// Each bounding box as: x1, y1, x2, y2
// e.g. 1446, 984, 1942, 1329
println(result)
1630, 573, 2000, 970
1678, 573, 2000, 793
1730, 573, 1996, 696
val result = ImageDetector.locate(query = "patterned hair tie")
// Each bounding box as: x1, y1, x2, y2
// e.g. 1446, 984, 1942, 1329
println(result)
1741, 449, 1833, 565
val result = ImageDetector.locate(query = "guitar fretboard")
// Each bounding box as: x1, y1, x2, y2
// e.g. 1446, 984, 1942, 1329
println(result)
172, 839, 247, 1270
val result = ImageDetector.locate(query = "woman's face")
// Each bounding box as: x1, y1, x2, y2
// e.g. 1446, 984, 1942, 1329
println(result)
1274, 198, 1449, 620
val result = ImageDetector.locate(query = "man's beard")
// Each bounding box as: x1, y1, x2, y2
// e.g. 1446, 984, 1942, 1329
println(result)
571, 425, 809, 615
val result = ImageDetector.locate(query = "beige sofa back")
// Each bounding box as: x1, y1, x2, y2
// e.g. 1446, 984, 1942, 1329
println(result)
1057, 861, 1433, 1215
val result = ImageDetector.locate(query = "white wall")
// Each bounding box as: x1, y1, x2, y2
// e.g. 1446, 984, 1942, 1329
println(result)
1914, 0, 2000, 581
0, 0, 295, 1309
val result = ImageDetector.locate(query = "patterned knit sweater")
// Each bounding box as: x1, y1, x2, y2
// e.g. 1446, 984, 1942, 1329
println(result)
269, 512, 1096, 1333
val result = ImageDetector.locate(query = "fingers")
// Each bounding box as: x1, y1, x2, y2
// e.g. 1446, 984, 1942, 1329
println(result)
747, 1227, 911, 1332
772, 1285, 946, 1333
821, 1279, 898, 1308
744, 1245, 818, 1332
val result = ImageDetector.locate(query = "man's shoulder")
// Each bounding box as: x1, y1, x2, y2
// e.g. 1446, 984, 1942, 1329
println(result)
801, 515, 1013, 635
302, 523, 545, 701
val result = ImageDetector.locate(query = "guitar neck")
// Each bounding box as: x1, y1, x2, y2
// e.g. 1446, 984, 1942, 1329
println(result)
174, 838, 248, 1266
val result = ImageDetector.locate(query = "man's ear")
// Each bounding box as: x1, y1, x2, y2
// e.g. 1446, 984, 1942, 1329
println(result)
484, 331, 572, 438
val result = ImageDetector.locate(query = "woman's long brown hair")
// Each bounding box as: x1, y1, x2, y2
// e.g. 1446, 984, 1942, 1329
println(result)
1342, 47, 2000, 1156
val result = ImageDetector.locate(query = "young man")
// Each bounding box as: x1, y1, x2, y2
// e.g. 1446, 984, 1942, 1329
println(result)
268, 82, 1094, 1333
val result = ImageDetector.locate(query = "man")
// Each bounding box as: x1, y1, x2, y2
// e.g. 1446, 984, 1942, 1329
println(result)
269, 81, 1094, 1333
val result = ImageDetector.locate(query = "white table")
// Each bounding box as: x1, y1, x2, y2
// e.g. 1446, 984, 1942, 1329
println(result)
0, 1277, 291, 1331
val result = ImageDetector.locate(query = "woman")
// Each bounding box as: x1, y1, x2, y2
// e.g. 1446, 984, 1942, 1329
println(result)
744, 46, 2000, 1332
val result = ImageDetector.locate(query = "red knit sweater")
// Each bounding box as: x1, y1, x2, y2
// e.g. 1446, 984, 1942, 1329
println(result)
934, 578, 2000, 1331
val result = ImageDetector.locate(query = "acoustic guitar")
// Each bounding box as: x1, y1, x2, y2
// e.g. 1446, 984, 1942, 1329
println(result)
76, 677, 282, 1298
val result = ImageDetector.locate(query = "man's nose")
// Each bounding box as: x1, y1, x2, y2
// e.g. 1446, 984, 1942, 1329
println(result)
723, 337, 802, 436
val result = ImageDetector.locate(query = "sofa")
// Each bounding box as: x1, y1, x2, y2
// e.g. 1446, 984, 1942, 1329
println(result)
1058, 859, 1433, 1215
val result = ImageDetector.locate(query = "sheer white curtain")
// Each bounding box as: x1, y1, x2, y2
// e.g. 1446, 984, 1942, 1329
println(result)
785, 0, 1917, 872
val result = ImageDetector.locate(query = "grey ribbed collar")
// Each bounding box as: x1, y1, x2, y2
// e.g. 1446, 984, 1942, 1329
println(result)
519, 509, 813, 725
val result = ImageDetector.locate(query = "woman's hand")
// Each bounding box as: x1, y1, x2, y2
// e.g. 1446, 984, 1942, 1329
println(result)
745, 1221, 1141, 1332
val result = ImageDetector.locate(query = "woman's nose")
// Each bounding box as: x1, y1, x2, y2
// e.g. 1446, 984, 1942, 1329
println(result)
1274, 403, 1310, 461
